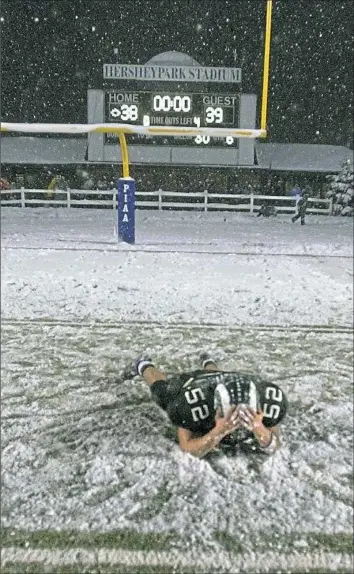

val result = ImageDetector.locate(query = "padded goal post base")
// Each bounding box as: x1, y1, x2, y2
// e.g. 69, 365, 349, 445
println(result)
117, 177, 135, 244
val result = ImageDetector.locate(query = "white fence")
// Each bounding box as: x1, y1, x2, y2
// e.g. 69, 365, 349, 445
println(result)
0, 188, 333, 215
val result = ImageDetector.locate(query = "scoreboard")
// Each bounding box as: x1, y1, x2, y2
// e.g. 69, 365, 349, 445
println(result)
105, 91, 240, 146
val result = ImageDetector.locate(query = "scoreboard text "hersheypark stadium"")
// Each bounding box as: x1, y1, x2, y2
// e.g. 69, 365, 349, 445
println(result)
103, 64, 242, 83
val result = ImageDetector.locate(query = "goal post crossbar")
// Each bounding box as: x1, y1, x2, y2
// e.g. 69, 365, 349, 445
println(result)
1, 122, 266, 179
0, 122, 266, 138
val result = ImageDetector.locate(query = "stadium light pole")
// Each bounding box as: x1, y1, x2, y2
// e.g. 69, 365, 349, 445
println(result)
260, 0, 273, 136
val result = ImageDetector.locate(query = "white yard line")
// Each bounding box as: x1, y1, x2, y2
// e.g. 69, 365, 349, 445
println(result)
1, 547, 353, 572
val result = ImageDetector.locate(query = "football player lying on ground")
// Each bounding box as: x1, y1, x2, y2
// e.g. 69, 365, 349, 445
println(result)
126, 353, 288, 458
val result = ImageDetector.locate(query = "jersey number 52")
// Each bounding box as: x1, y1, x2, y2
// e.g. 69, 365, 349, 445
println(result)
185, 388, 210, 422
263, 386, 283, 419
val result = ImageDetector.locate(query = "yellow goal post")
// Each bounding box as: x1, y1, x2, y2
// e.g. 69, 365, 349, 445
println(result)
1, 0, 273, 178
0, 122, 266, 178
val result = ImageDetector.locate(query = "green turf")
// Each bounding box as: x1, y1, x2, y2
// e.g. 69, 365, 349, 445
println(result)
0, 565, 198, 574
213, 530, 354, 554
1, 562, 353, 574
0, 528, 179, 552
2, 528, 353, 554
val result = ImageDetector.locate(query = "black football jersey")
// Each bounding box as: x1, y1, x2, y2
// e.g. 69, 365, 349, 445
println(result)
164, 370, 287, 441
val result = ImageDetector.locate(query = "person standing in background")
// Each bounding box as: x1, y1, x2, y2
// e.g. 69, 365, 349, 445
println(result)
292, 192, 309, 225
290, 183, 302, 206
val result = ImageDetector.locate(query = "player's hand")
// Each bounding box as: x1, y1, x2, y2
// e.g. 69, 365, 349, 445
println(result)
236, 405, 264, 431
214, 405, 241, 437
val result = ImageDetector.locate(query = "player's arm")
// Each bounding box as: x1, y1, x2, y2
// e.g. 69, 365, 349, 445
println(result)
252, 423, 280, 452
177, 406, 240, 458
177, 427, 224, 458
238, 406, 281, 455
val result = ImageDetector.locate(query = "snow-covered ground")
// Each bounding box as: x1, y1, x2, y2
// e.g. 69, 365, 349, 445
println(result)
1, 208, 353, 327
1, 208, 353, 572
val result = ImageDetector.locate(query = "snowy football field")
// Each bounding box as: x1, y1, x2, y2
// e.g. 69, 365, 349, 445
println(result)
1, 208, 353, 573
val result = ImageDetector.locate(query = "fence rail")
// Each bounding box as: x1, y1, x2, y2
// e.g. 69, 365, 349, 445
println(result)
0, 189, 333, 215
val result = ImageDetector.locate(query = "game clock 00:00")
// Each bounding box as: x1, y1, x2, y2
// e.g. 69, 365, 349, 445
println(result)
105, 90, 240, 146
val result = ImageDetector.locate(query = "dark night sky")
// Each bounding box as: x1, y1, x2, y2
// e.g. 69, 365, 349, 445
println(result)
1, 0, 353, 147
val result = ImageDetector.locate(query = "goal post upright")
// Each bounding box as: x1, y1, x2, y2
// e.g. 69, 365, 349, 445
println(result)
116, 132, 135, 244
118, 132, 130, 178
260, 0, 273, 134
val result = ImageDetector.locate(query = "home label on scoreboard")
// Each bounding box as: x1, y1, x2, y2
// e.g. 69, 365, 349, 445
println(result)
105, 91, 240, 146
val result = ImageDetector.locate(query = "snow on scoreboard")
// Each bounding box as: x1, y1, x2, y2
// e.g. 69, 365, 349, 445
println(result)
105, 90, 240, 146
